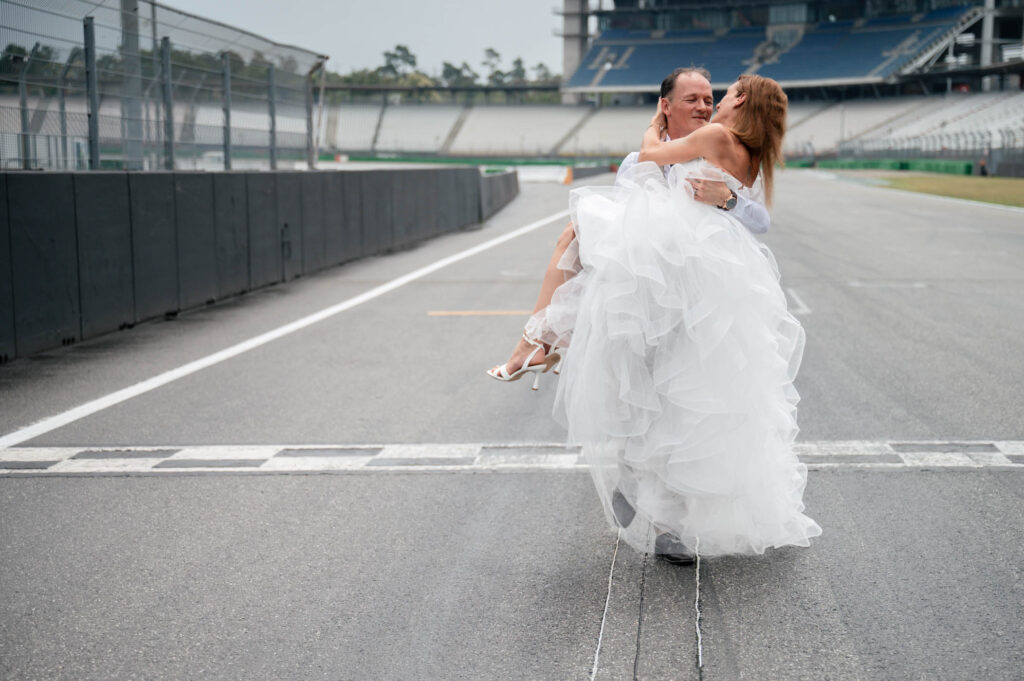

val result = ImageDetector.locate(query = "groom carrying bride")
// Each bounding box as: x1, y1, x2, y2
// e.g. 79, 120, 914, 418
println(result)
488, 65, 771, 385
616, 66, 769, 233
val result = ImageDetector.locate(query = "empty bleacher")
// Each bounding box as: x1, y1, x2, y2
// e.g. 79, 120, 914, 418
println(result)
758, 14, 962, 82
567, 28, 761, 90
313, 91, 1021, 159
446, 106, 589, 156
565, 8, 975, 90
375, 105, 465, 153
850, 91, 1024, 153
785, 96, 931, 155
787, 101, 833, 128
557, 106, 649, 157
330, 104, 382, 152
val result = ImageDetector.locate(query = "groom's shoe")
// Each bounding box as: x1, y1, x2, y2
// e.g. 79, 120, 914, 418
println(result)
655, 533, 696, 566
611, 488, 636, 528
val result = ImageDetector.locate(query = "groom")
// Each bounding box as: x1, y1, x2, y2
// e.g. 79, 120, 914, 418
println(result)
616, 67, 769, 234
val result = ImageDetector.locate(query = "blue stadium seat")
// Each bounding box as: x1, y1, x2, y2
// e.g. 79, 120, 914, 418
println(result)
566, 8, 972, 88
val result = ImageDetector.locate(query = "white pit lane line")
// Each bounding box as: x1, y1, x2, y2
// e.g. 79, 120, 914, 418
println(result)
0, 210, 571, 450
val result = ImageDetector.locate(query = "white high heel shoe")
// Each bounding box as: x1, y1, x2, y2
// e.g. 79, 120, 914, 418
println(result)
550, 350, 564, 375
487, 334, 561, 391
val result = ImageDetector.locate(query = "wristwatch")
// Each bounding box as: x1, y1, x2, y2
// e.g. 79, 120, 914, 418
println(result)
719, 190, 738, 212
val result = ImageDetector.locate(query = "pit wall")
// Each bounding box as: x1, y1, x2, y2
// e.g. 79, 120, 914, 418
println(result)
0, 167, 519, 363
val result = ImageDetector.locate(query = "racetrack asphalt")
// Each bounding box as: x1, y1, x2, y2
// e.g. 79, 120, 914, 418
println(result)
2, 169, 1022, 680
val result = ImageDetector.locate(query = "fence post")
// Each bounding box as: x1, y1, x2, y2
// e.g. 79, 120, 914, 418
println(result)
268, 64, 277, 170
119, 0, 143, 170
222, 52, 232, 170
305, 65, 314, 169
18, 43, 40, 170
84, 17, 100, 170
58, 47, 80, 169
161, 37, 174, 169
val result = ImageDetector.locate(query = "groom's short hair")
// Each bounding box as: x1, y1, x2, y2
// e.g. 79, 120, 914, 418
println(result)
661, 67, 712, 99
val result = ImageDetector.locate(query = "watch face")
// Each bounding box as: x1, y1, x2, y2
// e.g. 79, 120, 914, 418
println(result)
726, 196, 737, 210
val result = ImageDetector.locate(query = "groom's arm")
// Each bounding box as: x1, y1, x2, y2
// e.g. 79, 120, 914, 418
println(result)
724, 189, 765, 235
729, 191, 770, 234
614, 152, 640, 186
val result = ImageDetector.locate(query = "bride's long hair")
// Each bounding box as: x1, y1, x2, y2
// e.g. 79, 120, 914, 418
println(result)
730, 75, 787, 206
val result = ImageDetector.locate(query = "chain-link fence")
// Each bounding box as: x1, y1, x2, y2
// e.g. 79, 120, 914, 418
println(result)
1, 0, 327, 171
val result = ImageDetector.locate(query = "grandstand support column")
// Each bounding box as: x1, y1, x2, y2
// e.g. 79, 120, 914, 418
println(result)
981, 0, 995, 91
370, 96, 388, 153
17, 43, 39, 170
161, 37, 174, 170
839, 104, 846, 156
268, 64, 277, 170
561, 0, 589, 105
83, 17, 101, 170
120, 0, 144, 170
222, 52, 232, 171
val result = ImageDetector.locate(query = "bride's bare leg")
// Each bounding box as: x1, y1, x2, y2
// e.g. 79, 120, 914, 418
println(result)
492, 222, 576, 374
533, 222, 577, 313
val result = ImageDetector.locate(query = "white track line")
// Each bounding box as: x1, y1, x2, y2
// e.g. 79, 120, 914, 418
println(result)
0, 210, 571, 450
2, 441, 1021, 474
881, 187, 1024, 215
694, 537, 703, 669
589, 528, 622, 681
800, 170, 1024, 215
786, 287, 812, 314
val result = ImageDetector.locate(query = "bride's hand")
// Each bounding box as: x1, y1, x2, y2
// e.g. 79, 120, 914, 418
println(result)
689, 179, 733, 207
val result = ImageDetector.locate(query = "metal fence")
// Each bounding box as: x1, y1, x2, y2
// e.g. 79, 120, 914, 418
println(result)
838, 129, 1024, 176
1, 0, 327, 171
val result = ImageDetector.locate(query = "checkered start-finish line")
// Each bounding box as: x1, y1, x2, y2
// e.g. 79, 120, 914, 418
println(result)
1, 441, 1022, 475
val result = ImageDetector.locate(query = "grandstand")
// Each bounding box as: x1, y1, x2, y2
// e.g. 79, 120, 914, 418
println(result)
564, 5, 988, 91
328, 91, 1022, 161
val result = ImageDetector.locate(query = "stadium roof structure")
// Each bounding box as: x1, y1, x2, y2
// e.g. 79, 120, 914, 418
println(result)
563, 5, 999, 92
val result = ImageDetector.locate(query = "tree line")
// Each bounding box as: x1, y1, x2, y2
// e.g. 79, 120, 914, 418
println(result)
1, 40, 559, 105
332, 44, 558, 89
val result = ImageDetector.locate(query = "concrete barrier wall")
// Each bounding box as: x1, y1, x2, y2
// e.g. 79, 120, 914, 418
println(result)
0, 166, 517, 362
572, 165, 613, 181
479, 170, 520, 222
8, 173, 80, 357
74, 173, 134, 339
175, 174, 218, 309
0, 175, 15, 363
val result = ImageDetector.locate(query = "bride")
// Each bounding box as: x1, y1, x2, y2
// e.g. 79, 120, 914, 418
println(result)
496, 75, 821, 563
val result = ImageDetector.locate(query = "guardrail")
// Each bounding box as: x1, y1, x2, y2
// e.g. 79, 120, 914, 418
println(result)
0, 166, 519, 363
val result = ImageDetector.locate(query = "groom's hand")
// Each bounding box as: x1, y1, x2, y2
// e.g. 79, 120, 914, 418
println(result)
689, 179, 732, 207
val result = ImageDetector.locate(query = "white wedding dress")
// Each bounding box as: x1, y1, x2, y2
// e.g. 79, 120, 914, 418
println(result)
527, 159, 822, 557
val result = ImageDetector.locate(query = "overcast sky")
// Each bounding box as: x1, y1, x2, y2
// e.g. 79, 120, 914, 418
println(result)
164, 0, 565, 77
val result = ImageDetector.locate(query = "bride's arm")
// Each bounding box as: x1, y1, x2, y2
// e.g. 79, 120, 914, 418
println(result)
640, 119, 728, 165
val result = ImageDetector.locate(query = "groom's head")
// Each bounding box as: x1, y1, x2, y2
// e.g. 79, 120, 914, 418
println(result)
660, 67, 713, 139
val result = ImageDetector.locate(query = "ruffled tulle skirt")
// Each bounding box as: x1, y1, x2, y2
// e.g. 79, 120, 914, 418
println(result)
527, 160, 821, 557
